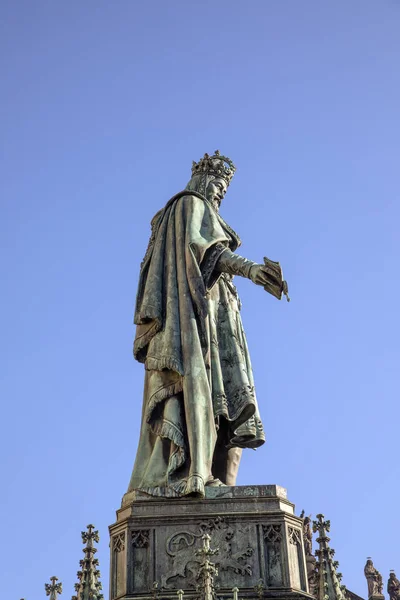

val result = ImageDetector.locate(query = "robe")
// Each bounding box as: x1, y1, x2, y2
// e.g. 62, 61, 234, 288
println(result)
128, 190, 265, 497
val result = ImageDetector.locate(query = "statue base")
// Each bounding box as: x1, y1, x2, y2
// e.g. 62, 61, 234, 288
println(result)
109, 485, 313, 600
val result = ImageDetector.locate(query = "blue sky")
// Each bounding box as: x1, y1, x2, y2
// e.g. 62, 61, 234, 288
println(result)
1, 1, 399, 598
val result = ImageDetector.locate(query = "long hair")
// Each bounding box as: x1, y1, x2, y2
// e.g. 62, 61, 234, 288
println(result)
185, 172, 214, 197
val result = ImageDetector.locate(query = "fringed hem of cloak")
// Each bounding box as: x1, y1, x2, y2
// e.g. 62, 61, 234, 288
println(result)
150, 418, 186, 475
146, 378, 184, 422
145, 356, 183, 375
151, 419, 185, 457
135, 474, 206, 499
133, 315, 162, 363
146, 379, 187, 484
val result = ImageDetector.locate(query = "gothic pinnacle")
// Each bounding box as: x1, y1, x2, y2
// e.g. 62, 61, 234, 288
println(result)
71, 524, 103, 600
195, 533, 219, 600
45, 576, 62, 600
313, 514, 346, 600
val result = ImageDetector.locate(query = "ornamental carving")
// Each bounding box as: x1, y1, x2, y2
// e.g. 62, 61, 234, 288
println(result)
113, 532, 125, 553
132, 529, 150, 548
161, 516, 254, 589
262, 524, 282, 543
288, 527, 301, 546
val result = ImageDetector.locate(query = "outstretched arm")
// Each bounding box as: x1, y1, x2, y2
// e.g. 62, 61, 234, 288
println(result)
215, 248, 289, 301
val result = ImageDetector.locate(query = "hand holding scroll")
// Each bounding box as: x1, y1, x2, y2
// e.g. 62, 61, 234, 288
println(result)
250, 256, 290, 302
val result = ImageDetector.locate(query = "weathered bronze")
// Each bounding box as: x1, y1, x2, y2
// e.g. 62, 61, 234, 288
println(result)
128, 151, 288, 498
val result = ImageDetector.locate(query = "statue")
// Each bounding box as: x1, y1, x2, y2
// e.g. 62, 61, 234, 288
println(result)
300, 511, 313, 556
388, 572, 400, 600
300, 510, 317, 596
127, 151, 289, 498
364, 559, 383, 598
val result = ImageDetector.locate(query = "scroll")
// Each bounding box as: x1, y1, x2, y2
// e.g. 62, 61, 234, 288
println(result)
262, 256, 290, 302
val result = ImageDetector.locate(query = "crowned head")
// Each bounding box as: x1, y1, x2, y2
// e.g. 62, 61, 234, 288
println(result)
186, 150, 236, 210
191, 150, 236, 186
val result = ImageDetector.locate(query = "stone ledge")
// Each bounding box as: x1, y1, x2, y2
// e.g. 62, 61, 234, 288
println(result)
113, 589, 315, 600
110, 484, 307, 600
118, 485, 294, 521
122, 484, 287, 507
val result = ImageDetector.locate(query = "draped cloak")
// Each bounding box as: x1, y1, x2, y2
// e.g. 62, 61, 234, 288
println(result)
129, 191, 265, 497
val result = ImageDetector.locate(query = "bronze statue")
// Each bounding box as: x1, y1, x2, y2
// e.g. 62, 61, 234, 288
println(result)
127, 151, 288, 498
388, 572, 400, 600
364, 559, 383, 597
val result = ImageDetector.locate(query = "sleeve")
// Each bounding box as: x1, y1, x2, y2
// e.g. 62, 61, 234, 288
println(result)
200, 242, 228, 290
215, 248, 257, 279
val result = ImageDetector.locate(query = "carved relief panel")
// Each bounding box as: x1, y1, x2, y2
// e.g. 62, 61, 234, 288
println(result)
262, 524, 284, 587
130, 530, 151, 593
111, 532, 126, 599
287, 526, 306, 592
159, 516, 257, 591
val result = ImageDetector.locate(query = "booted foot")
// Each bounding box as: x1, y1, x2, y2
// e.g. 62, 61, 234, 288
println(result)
206, 477, 227, 487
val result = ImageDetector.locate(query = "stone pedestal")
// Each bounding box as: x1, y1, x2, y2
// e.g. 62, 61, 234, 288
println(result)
109, 485, 313, 600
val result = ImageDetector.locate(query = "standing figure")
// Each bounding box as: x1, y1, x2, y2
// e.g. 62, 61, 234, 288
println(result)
128, 151, 288, 498
388, 572, 400, 600
300, 512, 313, 557
300, 510, 317, 596
364, 559, 383, 598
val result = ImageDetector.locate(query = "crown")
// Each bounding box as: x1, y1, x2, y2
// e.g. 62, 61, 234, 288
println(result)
191, 150, 236, 185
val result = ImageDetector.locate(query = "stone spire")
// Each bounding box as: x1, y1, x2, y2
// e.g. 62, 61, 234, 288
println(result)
313, 514, 346, 600
195, 533, 219, 600
45, 576, 62, 600
72, 524, 104, 600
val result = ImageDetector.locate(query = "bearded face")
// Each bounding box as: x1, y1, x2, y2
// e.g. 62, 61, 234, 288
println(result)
206, 176, 227, 210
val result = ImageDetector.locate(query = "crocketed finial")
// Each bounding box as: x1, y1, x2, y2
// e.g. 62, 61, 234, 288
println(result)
45, 576, 62, 600
71, 524, 103, 600
313, 514, 347, 600
195, 533, 219, 600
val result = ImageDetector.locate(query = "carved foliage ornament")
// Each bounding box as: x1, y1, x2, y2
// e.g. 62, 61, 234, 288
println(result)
262, 524, 282, 543
82, 524, 100, 545
113, 532, 125, 553
288, 527, 302, 546
45, 576, 63, 598
132, 529, 150, 548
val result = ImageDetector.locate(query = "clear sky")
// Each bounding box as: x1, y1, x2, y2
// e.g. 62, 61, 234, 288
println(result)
1, 1, 399, 598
